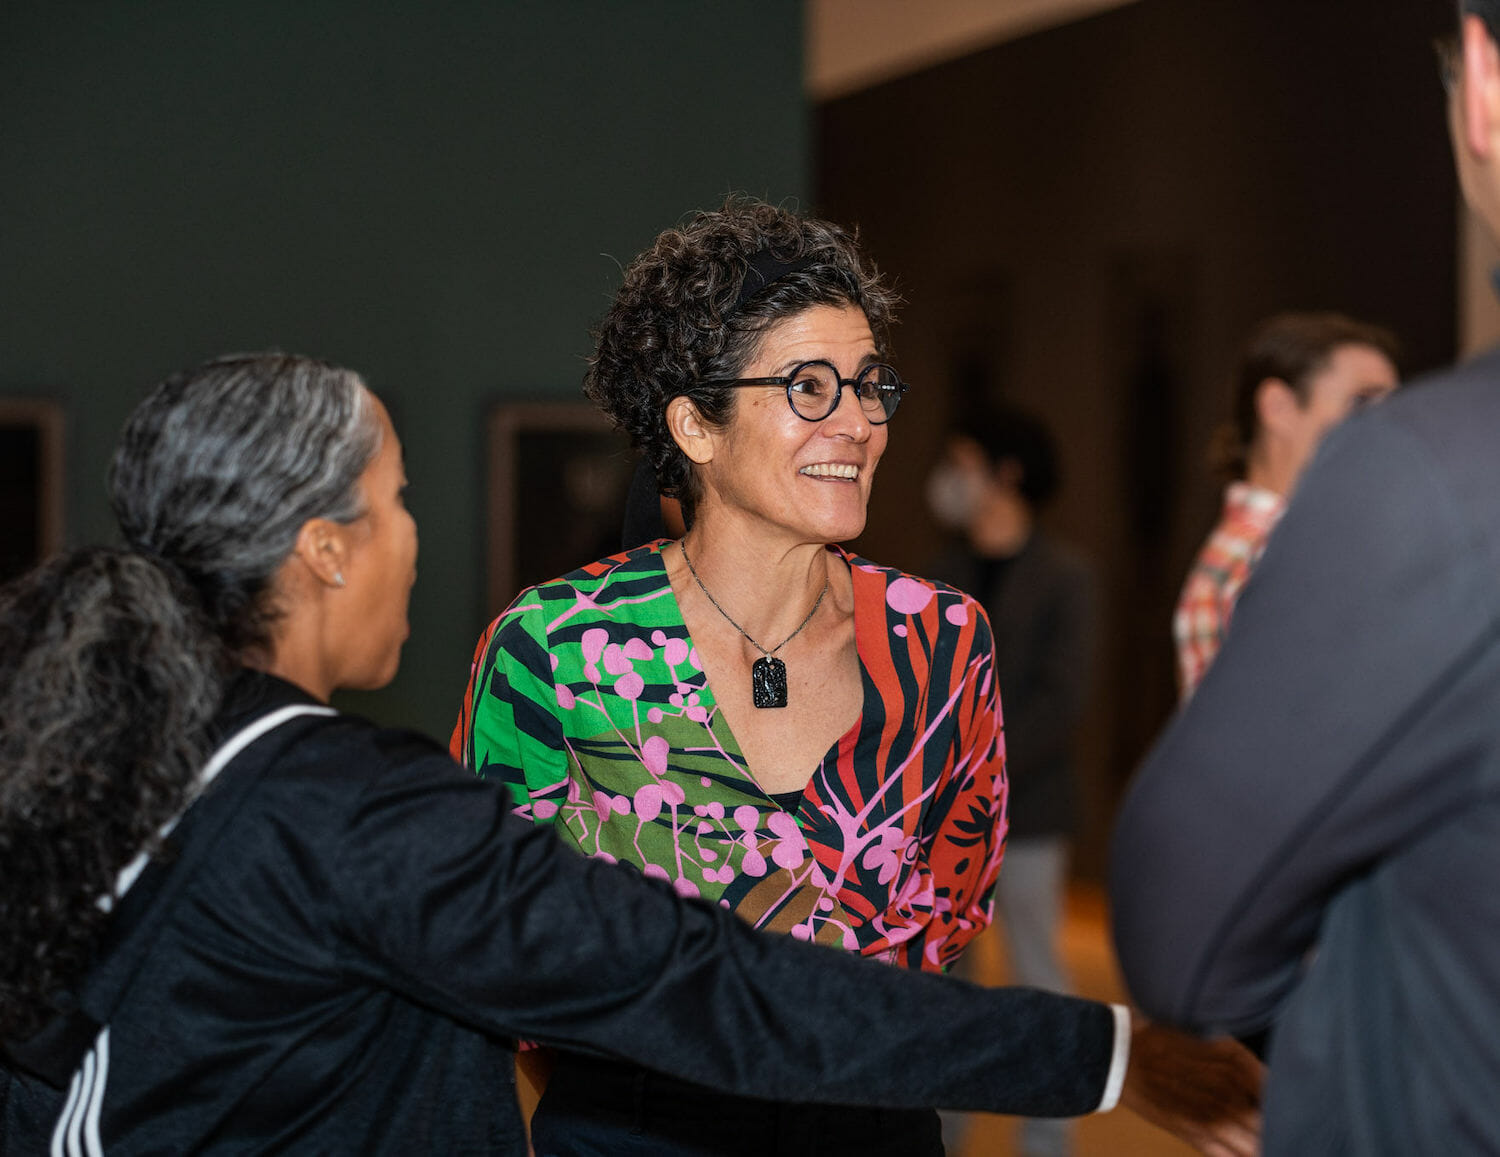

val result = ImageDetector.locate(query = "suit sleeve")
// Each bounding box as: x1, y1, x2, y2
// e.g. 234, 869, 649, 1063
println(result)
333, 731, 1116, 1118
1110, 411, 1500, 1035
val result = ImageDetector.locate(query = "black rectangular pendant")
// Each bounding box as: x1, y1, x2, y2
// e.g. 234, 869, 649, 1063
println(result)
751, 655, 788, 708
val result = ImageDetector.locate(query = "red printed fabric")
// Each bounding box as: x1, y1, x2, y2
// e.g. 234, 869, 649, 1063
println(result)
1173, 482, 1286, 699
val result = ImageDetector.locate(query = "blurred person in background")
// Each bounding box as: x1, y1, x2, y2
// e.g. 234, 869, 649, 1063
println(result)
1173, 312, 1398, 698
928, 403, 1098, 1157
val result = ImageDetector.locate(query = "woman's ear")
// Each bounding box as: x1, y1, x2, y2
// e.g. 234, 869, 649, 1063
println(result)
1461, 13, 1500, 162
292, 518, 351, 590
1254, 377, 1300, 434
666, 395, 716, 466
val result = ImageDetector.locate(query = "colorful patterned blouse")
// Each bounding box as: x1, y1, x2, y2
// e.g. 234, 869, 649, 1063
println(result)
1173, 481, 1286, 699
452, 541, 1007, 972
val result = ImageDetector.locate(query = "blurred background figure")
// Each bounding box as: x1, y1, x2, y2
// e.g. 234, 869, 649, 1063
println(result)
929, 404, 1099, 1157
1173, 313, 1399, 698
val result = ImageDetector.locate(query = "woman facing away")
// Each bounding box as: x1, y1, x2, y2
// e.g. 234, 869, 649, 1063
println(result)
0, 353, 1259, 1155
452, 200, 1258, 1156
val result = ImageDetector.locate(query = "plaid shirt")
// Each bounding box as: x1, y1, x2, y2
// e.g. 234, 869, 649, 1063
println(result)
1173, 481, 1286, 699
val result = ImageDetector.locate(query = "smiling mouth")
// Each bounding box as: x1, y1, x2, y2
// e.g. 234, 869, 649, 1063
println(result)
799, 463, 859, 480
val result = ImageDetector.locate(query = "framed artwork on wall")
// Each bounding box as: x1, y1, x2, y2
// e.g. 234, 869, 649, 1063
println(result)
0, 399, 64, 585
486, 401, 636, 617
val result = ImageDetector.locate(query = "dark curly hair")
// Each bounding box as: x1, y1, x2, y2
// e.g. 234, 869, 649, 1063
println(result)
584, 197, 900, 524
0, 353, 377, 1042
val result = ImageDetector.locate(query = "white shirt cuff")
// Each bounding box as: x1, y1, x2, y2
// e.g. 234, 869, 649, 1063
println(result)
1095, 1003, 1131, 1113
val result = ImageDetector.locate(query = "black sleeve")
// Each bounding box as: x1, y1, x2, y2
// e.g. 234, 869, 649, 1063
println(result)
329, 731, 1115, 1118
1109, 410, 1500, 1035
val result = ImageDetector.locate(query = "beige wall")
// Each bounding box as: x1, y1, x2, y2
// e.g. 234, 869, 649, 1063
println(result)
807, 0, 1139, 99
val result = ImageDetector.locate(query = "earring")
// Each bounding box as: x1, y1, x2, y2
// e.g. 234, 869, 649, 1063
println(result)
334, 572, 346, 588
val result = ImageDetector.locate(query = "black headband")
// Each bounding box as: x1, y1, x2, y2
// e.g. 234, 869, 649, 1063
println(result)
729, 250, 816, 316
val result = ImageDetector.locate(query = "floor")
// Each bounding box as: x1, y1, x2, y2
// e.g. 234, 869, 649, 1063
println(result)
947, 885, 1195, 1157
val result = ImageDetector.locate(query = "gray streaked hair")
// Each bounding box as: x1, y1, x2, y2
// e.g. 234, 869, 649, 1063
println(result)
110, 352, 382, 652
0, 352, 381, 1041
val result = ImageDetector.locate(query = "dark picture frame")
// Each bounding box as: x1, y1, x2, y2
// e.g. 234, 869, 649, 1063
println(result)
0, 399, 65, 585
486, 401, 636, 617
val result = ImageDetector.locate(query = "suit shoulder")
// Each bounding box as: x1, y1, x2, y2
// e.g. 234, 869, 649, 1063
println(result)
1321, 353, 1500, 529
1379, 352, 1500, 455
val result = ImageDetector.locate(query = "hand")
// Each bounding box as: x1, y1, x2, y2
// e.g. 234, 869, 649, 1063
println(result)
1120, 1019, 1264, 1157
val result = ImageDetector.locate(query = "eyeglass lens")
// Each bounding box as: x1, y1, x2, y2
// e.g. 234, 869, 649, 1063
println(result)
787, 362, 904, 421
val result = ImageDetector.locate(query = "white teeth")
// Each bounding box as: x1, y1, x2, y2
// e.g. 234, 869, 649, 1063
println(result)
799, 463, 859, 479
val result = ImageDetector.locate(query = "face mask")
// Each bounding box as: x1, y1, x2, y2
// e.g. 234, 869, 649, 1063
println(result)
925, 461, 984, 529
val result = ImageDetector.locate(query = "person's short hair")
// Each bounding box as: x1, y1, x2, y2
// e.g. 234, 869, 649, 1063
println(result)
954, 403, 1061, 509
1211, 311, 1399, 481
584, 196, 899, 524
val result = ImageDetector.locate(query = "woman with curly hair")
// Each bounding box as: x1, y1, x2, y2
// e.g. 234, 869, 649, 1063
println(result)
452, 200, 1258, 1155
1, 352, 1258, 1155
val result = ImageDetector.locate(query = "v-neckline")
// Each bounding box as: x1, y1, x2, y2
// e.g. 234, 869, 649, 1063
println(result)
649, 541, 870, 808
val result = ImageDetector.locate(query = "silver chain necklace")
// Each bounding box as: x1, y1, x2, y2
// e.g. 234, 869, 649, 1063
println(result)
679, 540, 828, 709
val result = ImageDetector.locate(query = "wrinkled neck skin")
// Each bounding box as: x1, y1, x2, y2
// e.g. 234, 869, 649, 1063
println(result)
673, 498, 848, 644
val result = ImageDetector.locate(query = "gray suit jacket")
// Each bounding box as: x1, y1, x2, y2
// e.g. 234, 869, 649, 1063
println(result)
1110, 349, 1500, 1155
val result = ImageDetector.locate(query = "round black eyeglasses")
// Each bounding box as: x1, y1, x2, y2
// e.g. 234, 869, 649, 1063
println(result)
701, 360, 909, 424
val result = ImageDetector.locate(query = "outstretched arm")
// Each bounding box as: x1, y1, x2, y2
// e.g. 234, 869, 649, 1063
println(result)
340, 731, 1112, 1116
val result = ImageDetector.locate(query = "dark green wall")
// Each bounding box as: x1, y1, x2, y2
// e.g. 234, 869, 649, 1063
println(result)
1, 1, 806, 735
